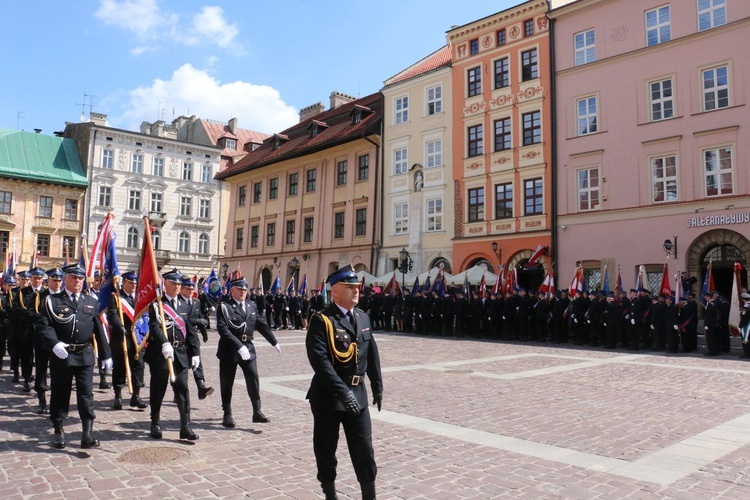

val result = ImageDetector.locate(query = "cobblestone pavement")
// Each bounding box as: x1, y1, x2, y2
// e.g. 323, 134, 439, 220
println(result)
2, 328, 750, 499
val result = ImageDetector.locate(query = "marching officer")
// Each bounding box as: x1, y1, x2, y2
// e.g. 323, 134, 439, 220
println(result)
179, 277, 214, 400
89, 270, 111, 390
33, 268, 61, 413
305, 265, 383, 500
106, 271, 148, 410
13, 267, 48, 394
739, 292, 750, 358
216, 276, 280, 428
37, 264, 112, 449
0, 276, 16, 372
703, 291, 721, 356
145, 269, 201, 440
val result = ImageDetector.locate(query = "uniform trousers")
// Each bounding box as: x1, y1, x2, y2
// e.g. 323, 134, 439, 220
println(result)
33, 347, 50, 393
219, 356, 260, 408
311, 405, 377, 485
112, 339, 145, 389
49, 357, 95, 423
148, 362, 189, 421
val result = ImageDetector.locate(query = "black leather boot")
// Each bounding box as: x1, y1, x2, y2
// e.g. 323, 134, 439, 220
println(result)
222, 412, 236, 428
179, 408, 198, 441
130, 386, 148, 409
99, 372, 111, 389
320, 482, 338, 500
113, 387, 122, 410
52, 421, 65, 449
22, 380, 31, 392
251, 399, 270, 423
80, 420, 100, 449
360, 482, 376, 500
150, 421, 162, 439
36, 391, 48, 414
197, 383, 214, 400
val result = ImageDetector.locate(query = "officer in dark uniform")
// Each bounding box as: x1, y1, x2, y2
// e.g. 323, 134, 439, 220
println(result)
703, 291, 721, 356
216, 276, 280, 428
106, 271, 147, 410
0, 276, 16, 371
681, 292, 699, 352
13, 267, 48, 394
179, 277, 214, 400
7, 271, 29, 383
664, 294, 680, 353
306, 265, 383, 500
145, 269, 201, 440
603, 292, 619, 348
533, 291, 550, 342
37, 264, 112, 449
739, 292, 750, 358
33, 268, 61, 413
89, 270, 111, 390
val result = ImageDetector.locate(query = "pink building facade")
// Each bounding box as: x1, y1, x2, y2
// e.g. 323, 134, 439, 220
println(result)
551, 0, 750, 296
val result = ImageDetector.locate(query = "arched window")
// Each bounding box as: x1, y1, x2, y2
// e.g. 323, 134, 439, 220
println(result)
152, 229, 161, 250
127, 227, 139, 249
179, 231, 190, 253
198, 233, 210, 255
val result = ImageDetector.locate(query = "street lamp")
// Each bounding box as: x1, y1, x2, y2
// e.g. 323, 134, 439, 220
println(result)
491, 241, 502, 269
290, 256, 300, 283
221, 262, 229, 280
399, 247, 413, 291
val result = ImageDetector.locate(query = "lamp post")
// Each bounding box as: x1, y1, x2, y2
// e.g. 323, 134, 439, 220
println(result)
290, 256, 299, 284
221, 262, 229, 280
491, 241, 502, 269
399, 247, 413, 292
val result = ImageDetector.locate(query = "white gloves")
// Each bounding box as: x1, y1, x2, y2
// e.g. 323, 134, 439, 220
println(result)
705, 326, 709, 331
673, 325, 679, 331
161, 342, 174, 360
101, 358, 113, 372
574, 318, 578, 324
211, 306, 216, 311
603, 322, 607, 327
238, 345, 251, 361
630, 319, 635, 325
650, 325, 655, 330
274, 344, 282, 354
52, 342, 69, 360
191, 356, 200, 370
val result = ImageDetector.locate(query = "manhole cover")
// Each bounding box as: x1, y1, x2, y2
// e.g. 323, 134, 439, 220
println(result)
119, 447, 190, 465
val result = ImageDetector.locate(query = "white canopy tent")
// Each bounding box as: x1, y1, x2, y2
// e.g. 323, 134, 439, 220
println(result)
356, 270, 379, 286
451, 265, 498, 286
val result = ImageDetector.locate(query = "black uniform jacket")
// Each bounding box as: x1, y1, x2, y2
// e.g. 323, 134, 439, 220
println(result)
215, 296, 277, 362
306, 303, 383, 411
107, 289, 134, 343
145, 295, 200, 370
38, 291, 111, 367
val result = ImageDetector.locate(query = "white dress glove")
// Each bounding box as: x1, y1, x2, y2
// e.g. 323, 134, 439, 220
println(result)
630, 318, 635, 325
101, 358, 113, 372
52, 342, 69, 360
191, 356, 200, 370
673, 325, 679, 331
238, 345, 251, 361
274, 343, 282, 354
161, 342, 174, 360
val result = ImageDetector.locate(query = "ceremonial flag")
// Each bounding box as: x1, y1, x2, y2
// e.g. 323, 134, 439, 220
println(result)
615, 268, 623, 296
134, 216, 160, 351
286, 276, 295, 294
257, 271, 264, 295
602, 265, 610, 296
320, 281, 327, 304
700, 261, 714, 306
674, 269, 682, 304
569, 264, 584, 298
636, 265, 648, 293
360, 275, 365, 290
97, 229, 120, 315
527, 244, 548, 266
463, 273, 470, 296
435, 273, 445, 298
479, 274, 486, 299
728, 262, 743, 336
383, 273, 400, 296
270, 274, 281, 295
411, 276, 420, 296
6, 244, 16, 279
204, 269, 223, 305
29, 250, 39, 271
491, 271, 500, 295
539, 268, 555, 299
658, 262, 671, 298
497, 265, 505, 294
298, 273, 308, 295
88, 214, 114, 279
422, 275, 432, 293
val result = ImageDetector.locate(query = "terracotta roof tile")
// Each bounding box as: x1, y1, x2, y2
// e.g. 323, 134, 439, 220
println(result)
383, 45, 452, 87
200, 120, 270, 158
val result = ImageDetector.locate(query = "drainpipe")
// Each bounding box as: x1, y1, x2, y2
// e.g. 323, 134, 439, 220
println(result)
549, 12, 559, 279
364, 120, 383, 275
84, 126, 98, 249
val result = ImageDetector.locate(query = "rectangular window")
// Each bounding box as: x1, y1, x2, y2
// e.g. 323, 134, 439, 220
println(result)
650, 78, 674, 121
703, 65, 729, 111
356, 208, 367, 236
225, 138, 237, 150
253, 182, 262, 203
238, 185, 246, 206
425, 139, 442, 168
235, 227, 244, 250
39, 196, 53, 217
468, 124, 484, 157
250, 226, 258, 248
394, 202, 409, 235
426, 85, 442, 115
394, 147, 408, 175
522, 111, 542, 146
494, 57, 510, 89
306, 169, 317, 192
522, 49, 538, 81
394, 95, 409, 124
102, 149, 114, 169
497, 28, 506, 46
179, 196, 192, 217
574, 29, 595, 66
98, 186, 112, 207
36, 234, 50, 257
578, 168, 601, 210
131, 153, 143, 173
266, 222, 276, 246
469, 38, 479, 55
334, 212, 345, 239
524, 178, 543, 215
698, 0, 726, 31
651, 156, 677, 203
467, 66, 482, 97
0, 191, 11, 214
304, 217, 314, 243
288, 172, 298, 195
468, 187, 485, 223
0, 231, 7, 256
494, 118, 511, 152
182, 162, 193, 181
199, 199, 211, 219
150, 192, 163, 212
286, 220, 295, 245
64, 199, 78, 220
358, 155, 369, 181
577, 96, 598, 135
62, 236, 76, 260
495, 183, 513, 219
269, 177, 278, 199
128, 190, 141, 211
201, 164, 212, 183
153, 156, 164, 176
426, 198, 443, 231
704, 147, 733, 197
337, 160, 348, 185
646, 6, 671, 46
524, 19, 534, 37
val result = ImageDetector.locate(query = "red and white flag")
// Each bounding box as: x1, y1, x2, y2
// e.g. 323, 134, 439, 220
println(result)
569, 264, 584, 298
527, 244, 548, 266
479, 274, 486, 299
659, 262, 671, 297
539, 268, 555, 299
134, 217, 160, 351
88, 213, 114, 279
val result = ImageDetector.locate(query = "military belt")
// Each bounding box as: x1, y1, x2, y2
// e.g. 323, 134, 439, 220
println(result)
347, 374, 363, 386
67, 342, 91, 352
172, 340, 184, 348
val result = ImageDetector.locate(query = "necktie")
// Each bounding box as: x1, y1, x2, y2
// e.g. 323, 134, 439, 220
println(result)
72, 294, 78, 307
347, 311, 356, 331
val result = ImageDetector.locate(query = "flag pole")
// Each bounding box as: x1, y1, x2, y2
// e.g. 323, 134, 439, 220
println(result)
112, 277, 133, 394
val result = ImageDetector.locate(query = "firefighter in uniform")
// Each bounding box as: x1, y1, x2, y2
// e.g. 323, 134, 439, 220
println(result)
179, 277, 214, 400
305, 265, 383, 500
37, 264, 112, 449
13, 267, 48, 394
0, 276, 16, 371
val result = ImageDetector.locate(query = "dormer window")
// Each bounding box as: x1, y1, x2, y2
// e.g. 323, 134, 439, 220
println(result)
224, 138, 237, 150
307, 120, 328, 138
271, 133, 290, 151
350, 104, 373, 125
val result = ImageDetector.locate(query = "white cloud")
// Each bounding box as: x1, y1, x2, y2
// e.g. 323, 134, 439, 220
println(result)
95, 1, 240, 53
120, 64, 299, 135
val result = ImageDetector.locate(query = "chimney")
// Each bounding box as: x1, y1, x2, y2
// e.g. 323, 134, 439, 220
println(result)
228, 117, 238, 134
140, 122, 152, 134
299, 102, 325, 123
90, 112, 107, 126
329, 91, 356, 110
34, 129, 42, 134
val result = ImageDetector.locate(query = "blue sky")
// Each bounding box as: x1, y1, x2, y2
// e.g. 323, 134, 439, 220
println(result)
0, 1, 518, 137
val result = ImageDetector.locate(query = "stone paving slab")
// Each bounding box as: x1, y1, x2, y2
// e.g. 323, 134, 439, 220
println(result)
2, 329, 750, 498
